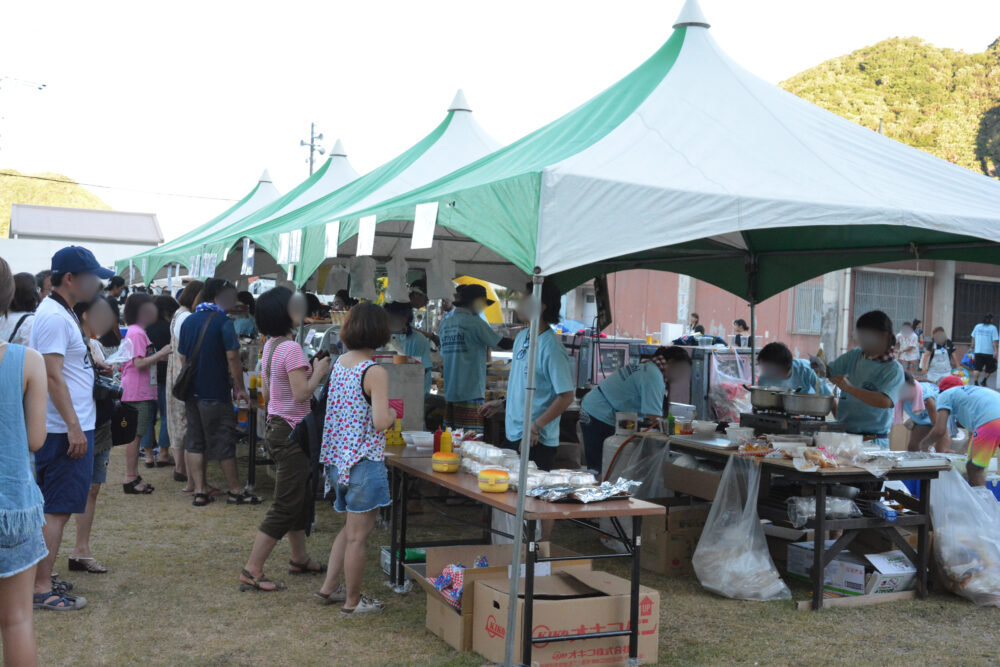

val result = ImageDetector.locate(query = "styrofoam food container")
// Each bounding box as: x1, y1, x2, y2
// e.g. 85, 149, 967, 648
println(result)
402, 431, 434, 448
691, 420, 718, 435
725, 426, 755, 444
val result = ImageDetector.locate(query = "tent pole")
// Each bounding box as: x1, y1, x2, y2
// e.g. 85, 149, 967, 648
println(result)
749, 300, 757, 380
504, 275, 543, 667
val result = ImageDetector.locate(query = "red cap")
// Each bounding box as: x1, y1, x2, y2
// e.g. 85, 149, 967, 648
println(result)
938, 375, 964, 392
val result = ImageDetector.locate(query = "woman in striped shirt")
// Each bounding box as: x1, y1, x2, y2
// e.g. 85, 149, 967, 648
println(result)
238, 287, 331, 592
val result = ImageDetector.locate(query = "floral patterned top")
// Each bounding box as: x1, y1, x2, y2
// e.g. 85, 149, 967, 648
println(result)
320, 359, 384, 486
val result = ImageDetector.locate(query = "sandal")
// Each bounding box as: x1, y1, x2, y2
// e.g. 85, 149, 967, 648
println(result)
289, 559, 327, 575
33, 590, 87, 611
341, 594, 385, 616
144, 461, 155, 469
123, 476, 154, 495
155, 460, 173, 468
239, 568, 286, 592
51, 579, 73, 593
314, 585, 347, 604
69, 557, 108, 574
173, 471, 188, 483
227, 490, 262, 505
192, 493, 214, 507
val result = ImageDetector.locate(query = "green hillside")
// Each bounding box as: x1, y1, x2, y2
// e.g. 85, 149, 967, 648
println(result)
0, 170, 111, 238
781, 36, 1000, 178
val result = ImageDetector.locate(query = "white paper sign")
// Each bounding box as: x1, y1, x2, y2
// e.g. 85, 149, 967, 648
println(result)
356, 215, 376, 256
286, 264, 295, 281
202, 253, 217, 277
277, 233, 290, 264
190, 255, 201, 278
411, 202, 438, 249
289, 229, 302, 263
241, 238, 255, 276
140, 258, 148, 278
324, 221, 340, 258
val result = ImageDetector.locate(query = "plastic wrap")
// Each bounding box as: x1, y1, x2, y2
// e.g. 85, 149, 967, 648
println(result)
603, 434, 673, 498
103, 338, 134, 365
709, 351, 751, 422
692, 457, 792, 601
786, 496, 863, 529
931, 468, 1000, 607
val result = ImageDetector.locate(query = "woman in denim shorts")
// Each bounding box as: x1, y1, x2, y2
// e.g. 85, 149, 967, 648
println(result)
0, 256, 51, 662
316, 304, 397, 615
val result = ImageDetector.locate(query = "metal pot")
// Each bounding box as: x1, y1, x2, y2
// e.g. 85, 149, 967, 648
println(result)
744, 385, 787, 410
781, 392, 835, 418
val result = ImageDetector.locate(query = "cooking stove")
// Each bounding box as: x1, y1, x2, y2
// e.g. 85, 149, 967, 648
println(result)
739, 409, 846, 436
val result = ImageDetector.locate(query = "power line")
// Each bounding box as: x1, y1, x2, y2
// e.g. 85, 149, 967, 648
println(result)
0, 171, 238, 202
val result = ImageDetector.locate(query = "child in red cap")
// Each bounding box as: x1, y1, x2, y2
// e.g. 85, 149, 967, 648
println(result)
922, 375, 1000, 486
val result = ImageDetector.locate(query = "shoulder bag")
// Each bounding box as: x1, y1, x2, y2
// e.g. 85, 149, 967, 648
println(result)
171, 313, 216, 401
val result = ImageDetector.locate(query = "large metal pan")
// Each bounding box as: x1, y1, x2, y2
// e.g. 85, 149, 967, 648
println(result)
744, 385, 787, 410
781, 392, 835, 418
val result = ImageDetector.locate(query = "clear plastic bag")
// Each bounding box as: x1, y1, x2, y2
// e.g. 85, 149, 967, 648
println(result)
786, 496, 863, 529
709, 351, 751, 422
931, 469, 1000, 606
103, 338, 134, 365
692, 457, 791, 601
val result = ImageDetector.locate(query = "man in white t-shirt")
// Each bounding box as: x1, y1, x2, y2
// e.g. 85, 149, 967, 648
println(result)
28, 246, 111, 611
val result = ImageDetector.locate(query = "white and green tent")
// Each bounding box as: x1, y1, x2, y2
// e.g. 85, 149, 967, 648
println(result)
117, 143, 360, 282
204, 90, 507, 286
118, 169, 282, 282
289, 0, 1000, 302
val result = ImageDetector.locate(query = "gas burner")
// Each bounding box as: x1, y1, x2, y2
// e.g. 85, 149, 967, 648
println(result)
739, 411, 846, 436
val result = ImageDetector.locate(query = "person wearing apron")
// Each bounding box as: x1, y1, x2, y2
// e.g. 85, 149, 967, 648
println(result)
921, 327, 956, 384
827, 311, 905, 449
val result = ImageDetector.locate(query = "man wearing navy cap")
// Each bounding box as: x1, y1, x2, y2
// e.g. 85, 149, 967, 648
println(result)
28, 246, 112, 611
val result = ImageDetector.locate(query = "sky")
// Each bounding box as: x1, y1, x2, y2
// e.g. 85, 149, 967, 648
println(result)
1, 0, 999, 241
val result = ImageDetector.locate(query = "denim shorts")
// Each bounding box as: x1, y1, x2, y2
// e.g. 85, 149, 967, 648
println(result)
328, 459, 391, 514
92, 447, 111, 485
0, 529, 48, 579
35, 431, 95, 514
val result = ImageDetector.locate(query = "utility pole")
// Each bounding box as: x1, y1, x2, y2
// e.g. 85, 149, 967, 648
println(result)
300, 122, 325, 176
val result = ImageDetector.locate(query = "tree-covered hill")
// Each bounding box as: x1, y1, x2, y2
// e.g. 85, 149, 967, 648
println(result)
781, 36, 1000, 178
0, 170, 111, 238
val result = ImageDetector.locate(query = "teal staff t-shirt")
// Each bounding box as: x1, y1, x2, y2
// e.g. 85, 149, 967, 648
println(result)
439, 307, 502, 403
506, 328, 575, 447
758, 358, 830, 395
580, 361, 665, 426
827, 348, 904, 437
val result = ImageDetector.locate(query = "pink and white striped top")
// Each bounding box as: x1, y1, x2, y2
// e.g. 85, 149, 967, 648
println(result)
262, 338, 312, 427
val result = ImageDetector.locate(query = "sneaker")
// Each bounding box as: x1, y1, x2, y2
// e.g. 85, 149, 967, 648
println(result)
340, 594, 385, 616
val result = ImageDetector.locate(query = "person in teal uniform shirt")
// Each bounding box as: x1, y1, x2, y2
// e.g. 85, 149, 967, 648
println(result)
438, 284, 512, 433
827, 311, 905, 448
756, 342, 831, 395
384, 301, 432, 396
578, 346, 691, 473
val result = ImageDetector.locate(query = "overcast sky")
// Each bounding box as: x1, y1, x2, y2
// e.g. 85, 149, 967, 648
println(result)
2, 0, 998, 240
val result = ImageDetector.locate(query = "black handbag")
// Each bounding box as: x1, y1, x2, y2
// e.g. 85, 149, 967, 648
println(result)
111, 402, 139, 446
172, 313, 216, 401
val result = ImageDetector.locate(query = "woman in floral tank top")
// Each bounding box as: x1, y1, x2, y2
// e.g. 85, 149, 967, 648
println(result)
316, 304, 396, 615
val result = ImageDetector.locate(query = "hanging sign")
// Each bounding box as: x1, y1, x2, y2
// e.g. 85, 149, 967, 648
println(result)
325, 221, 340, 258
356, 215, 376, 256
289, 229, 302, 263
189, 255, 201, 278
241, 239, 255, 276
277, 233, 291, 264
411, 202, 438, 249
202, 253, 217, 277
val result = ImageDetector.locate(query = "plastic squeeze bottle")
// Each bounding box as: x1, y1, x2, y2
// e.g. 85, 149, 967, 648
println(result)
433, 426, 443, 453
440, 428, 453, 453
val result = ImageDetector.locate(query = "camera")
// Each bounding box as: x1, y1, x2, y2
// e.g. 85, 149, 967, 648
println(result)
93, 375, 124, 401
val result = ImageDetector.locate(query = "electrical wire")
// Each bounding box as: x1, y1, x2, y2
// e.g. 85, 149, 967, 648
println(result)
0, 171, 238, 202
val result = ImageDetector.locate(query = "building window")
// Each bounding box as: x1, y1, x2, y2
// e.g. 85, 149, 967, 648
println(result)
954, 279, 1000, 343
853, 271, 925, 333
793, 283, 823, 334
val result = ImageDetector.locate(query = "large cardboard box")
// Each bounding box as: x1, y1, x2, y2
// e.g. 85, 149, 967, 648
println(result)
787, 541, 917, 596
406, 543, 590, 652
663, 460, 721, 500
641, 498, 711, 576
472, 569, 659, 667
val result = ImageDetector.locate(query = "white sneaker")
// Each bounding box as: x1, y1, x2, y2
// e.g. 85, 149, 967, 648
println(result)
340, 594, 385, 616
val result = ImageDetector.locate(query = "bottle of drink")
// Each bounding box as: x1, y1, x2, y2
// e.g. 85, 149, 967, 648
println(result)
667, 413, 676, 436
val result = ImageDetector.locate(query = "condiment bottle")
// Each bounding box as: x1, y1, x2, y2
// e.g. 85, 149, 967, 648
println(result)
433, 426, 443, 453
667, 413, 675, 436
440, 428, 453, 453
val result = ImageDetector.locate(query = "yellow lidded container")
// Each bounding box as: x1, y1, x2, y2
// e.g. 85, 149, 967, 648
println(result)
478, 468, 510, 493
431, 451, 460, 473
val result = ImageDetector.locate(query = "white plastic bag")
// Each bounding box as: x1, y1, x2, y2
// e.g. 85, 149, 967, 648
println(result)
930, 469, 1000, 606
692, 457, 791, 601
103, 338, 134, 365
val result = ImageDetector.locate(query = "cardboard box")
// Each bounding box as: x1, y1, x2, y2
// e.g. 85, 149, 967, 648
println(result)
663, 460, 722, 500
641, 498, 711, 576
787, 541, 916, 596
406, 543, 590, 652
890, 424, 909, 451
473, 569, 659, 667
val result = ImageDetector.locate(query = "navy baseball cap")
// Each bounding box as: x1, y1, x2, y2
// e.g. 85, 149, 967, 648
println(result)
51, 246, 115, 279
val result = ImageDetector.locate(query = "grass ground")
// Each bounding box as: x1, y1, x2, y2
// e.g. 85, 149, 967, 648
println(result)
21, 444, 1000, 666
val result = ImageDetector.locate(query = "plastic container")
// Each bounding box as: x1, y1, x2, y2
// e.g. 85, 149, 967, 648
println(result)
433, 426, 443, 453
440, 428, 453, 453
431, 451, 460, 473
478, 468, 510, 492
691, 420, 718, 435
